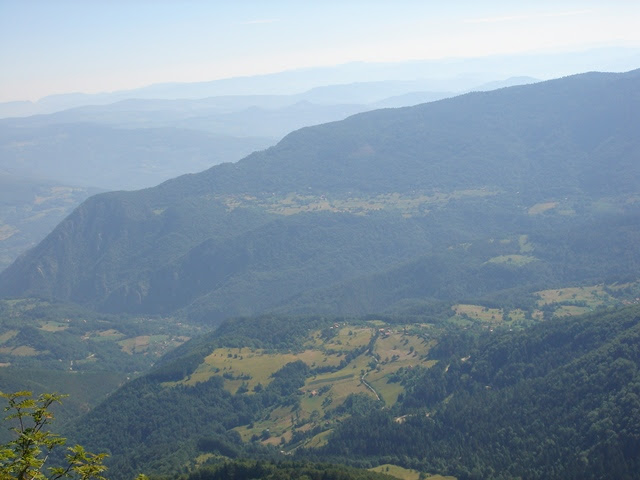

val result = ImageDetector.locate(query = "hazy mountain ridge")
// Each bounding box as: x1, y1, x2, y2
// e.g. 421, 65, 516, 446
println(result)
0, 77, 530, 138
0, 74, 542, 271
167, 69, 639, 197
0, 123, 273, 191
1, 69, 638, 325
2, 45, 637, 117
0, 172, 99, 271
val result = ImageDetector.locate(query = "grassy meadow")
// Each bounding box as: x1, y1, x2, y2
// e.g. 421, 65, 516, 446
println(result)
172, 321, 436, 449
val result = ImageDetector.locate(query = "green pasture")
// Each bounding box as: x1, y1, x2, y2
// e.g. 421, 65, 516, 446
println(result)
535, 285, 610, 307
188, 324, 446, 447
528, 201, 558, 215
450, 304, 533, 326
486, 254, 536, 266
305, 429, 332, 448
554, 305, 592, 317
370, 464, 456, 480
184, 347, 341, 391
38, 321, 69, 332
518, 234, 534, 252
117, 334, 180, 355
451, 304, 502, 323
0, 330, 17, 344
217, 189, 496, 218
235, 404, 297, 443
306, 325, 373, 351
0, 345, 40, 356
89, 329, 125, 341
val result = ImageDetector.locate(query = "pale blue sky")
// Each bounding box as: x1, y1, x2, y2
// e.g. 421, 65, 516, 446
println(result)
1, 0, 639, 102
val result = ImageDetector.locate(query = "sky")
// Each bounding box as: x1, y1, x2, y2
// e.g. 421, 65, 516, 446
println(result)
1, 0, 639, 102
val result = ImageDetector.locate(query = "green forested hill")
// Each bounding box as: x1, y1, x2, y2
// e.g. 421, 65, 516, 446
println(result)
320, 306, 640, 479
60, 305, 640, 480
0, 69, 638, 324
67, 315, 337, 479
276, 211, 640, 317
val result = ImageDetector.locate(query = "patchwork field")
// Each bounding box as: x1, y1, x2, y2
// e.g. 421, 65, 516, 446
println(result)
176, 321, 436, 449
518, 234, 534, 253
486, 254, 536, 266
117, 334, 186, 355
451, 304, 503, 324
450, 304, 530, 326
173, 279, 640, 450
216, 189, 497, 218
0, 330, 17, 344
0, 345, 39, 356
39, 320, 70, 332
528, 201, 558, 215
184, 348, 335, 391
370, 464, 456, 480
536, 285, 612, 307
449, 280, 640, 326
0, 298, 196, 373
534, 282, 640, 316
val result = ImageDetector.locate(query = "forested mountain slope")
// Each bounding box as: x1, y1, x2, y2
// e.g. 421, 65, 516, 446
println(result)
319, 305, 640, 479
64, 305, 640, 480
0, 172, 97, 271
1, 69, 638, 324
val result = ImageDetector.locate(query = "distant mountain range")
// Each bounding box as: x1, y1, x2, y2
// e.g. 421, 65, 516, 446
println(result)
0, 76, 543, 192
1, 69, 638, 325
2, 45, 638, 117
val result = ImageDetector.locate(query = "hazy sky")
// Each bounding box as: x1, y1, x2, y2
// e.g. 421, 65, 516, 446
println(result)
1, 0, 639, 102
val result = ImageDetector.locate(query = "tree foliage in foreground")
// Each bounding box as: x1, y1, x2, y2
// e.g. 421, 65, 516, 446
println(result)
0, 391, 108, 480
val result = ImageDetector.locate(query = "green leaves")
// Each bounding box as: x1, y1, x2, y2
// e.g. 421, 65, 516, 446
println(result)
0, 391, 108, 480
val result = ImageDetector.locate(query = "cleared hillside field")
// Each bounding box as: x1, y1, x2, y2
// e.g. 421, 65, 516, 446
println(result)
169, 321, 435, 448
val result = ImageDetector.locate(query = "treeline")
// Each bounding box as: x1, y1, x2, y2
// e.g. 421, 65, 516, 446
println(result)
180, 459, 394, 480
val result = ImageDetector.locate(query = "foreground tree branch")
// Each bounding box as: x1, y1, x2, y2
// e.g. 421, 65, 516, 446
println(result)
0, 391, 108, 480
